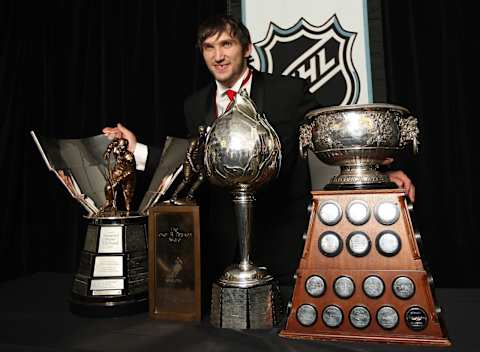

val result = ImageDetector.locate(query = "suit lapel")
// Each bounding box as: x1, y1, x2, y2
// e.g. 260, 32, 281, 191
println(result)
250, 70, 266, 114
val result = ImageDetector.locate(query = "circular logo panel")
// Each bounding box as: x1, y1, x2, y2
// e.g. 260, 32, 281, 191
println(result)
296, 304, 317, 326
322, 305, 343, 328
318, 231, 343, 257
318, 201, 342, 225
346, 200, 370, 225
305, 275, 326, 297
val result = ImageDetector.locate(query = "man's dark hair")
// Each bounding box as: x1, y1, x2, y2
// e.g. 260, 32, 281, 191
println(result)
197, 15, 251, 51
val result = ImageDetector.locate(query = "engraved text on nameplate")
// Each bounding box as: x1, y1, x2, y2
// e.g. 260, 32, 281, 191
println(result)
98, 226, 123, 253
93, 256, 124, 277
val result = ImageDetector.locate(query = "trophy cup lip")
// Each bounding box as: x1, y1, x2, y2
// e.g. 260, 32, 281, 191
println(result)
305, 103, 411, 119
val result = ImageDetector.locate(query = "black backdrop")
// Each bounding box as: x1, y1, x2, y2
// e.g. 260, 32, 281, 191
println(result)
0, 0, 477, 287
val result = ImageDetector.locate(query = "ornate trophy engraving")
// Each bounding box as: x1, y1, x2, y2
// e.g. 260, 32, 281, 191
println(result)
30, 131, 188, 316
204, 90, 283, 329
299, 104, 419, 189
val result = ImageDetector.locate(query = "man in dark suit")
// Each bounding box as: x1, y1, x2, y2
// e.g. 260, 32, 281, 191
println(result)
103, 15, 415, 309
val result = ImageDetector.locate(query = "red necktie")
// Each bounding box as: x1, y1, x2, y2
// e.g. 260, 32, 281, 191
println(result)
226, 89, 236, 102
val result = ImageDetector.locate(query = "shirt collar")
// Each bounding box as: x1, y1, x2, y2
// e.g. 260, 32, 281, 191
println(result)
215, 68, 251, 97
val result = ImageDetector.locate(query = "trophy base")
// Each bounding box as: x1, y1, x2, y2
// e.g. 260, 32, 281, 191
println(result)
70, 292, 148, 317
70, 215, 149, 317
210, 281, 283, 329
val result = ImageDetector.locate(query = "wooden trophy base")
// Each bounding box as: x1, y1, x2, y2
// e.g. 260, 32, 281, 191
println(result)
279, 189, 450, 346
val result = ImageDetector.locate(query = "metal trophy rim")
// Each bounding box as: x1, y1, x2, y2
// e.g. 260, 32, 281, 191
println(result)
305, 103, 411, 120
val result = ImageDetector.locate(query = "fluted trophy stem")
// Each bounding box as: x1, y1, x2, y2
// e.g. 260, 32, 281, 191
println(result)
232, 190, 254, 270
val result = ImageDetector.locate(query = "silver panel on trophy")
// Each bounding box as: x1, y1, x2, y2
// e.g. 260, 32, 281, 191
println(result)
346, 200, 370, 225
405, 306, 428, 331
346, 231, 371, 257
93, 256, 124, 277
376, 306, 399, 330
362, 275, 385, 299
374, 201, 400, 225
376, 231, 402, 256
296, 304, 318, 327
322, 305, 343, 328
98, 226, 123, 253
318, 232, 343, 257
349, 305, 371, 329
392, 276, 416, 299
334, 276, 355, 299
305, 275, 326, 297
90, 278, 124, 291
318, 201, 342, 225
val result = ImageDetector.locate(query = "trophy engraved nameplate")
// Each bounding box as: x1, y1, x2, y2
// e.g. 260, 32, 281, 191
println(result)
280, 104, 450, 346
31, 131, 188, 316
204, 90, 283, 329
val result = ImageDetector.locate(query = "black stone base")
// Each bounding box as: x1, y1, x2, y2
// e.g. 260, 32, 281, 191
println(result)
210, 281, 283, 329
324, 182, 398, 191
69, 292, 148, 317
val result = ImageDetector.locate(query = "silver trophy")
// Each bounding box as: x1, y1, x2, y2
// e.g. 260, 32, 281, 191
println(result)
299, 103, 419, 189
204, 90, 283, 329
31, 131, 188, 316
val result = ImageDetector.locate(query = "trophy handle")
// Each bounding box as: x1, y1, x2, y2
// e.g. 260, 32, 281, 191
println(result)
399, 115, 420, 155
299, 123, 313, 159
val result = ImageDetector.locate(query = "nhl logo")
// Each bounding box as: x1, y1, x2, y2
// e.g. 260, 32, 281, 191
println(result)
253, 16, 360, 106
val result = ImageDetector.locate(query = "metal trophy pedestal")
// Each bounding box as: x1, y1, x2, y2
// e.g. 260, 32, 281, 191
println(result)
209, 192, 283, 329
70, 213, 149, 316
280, 189, 450, 346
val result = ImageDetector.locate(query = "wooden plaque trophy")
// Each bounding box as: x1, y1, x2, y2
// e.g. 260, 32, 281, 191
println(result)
279, 104, 450, 346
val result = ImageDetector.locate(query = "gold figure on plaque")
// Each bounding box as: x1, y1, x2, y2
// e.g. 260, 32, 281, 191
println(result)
100, 138, 136, 214
170, 126, 206, 205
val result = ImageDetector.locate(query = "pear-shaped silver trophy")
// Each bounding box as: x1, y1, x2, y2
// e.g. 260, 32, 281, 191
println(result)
204, 89, 283, 329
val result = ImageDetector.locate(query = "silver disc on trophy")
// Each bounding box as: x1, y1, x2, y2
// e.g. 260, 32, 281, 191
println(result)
318, 200, 342, 225
376, 306, 399, 330
405, 306, 428, 331
334, 276, 355, 299
322, 305, 343, 328
305, 275, 326, 297
376, 230, 401, 256
296, 304, 318, 327
362, 275, 385, 298
374, 201, 400, 225
318, 231, 343, 257
349, 305, 371, 329
346, 231, 371, 257
392, 276, 416, 299
346, 200, 370, 225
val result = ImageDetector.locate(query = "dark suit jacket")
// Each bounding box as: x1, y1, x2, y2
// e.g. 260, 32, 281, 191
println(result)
182, 70, 322, 287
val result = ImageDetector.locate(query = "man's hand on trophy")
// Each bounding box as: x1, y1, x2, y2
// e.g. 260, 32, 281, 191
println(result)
102, 123, 137, 153
386, 170, 415, 202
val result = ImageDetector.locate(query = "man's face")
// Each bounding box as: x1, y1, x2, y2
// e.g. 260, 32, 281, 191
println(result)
201, 29, 251, 87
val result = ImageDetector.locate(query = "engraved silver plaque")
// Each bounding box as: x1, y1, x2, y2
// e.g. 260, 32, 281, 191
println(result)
92, 289, 122, 296
305, 275, 326, 297
349, 305, 371, 329
318, 232, 343, 257
90, 278, 124, 291
376, 231, 401, 256
98, 226, 123, 253
322, 305, 343, 328
318, 201, 342, 225
405, 306, 428, 331
362, 275, 385, 298
346, 232, 371, 257
93, 256, 123, 277
377, 306, 399, 330
374, 201, 400, 225
296, 304, 317, 326
346, 200, 370, 225
393, 276, 415, 299
334, 276, 355, 299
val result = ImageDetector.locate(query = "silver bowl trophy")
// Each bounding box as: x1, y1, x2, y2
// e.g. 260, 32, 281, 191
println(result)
204, 90, 283, 329
31, 131, 188, 316
300, 103, 419, 190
